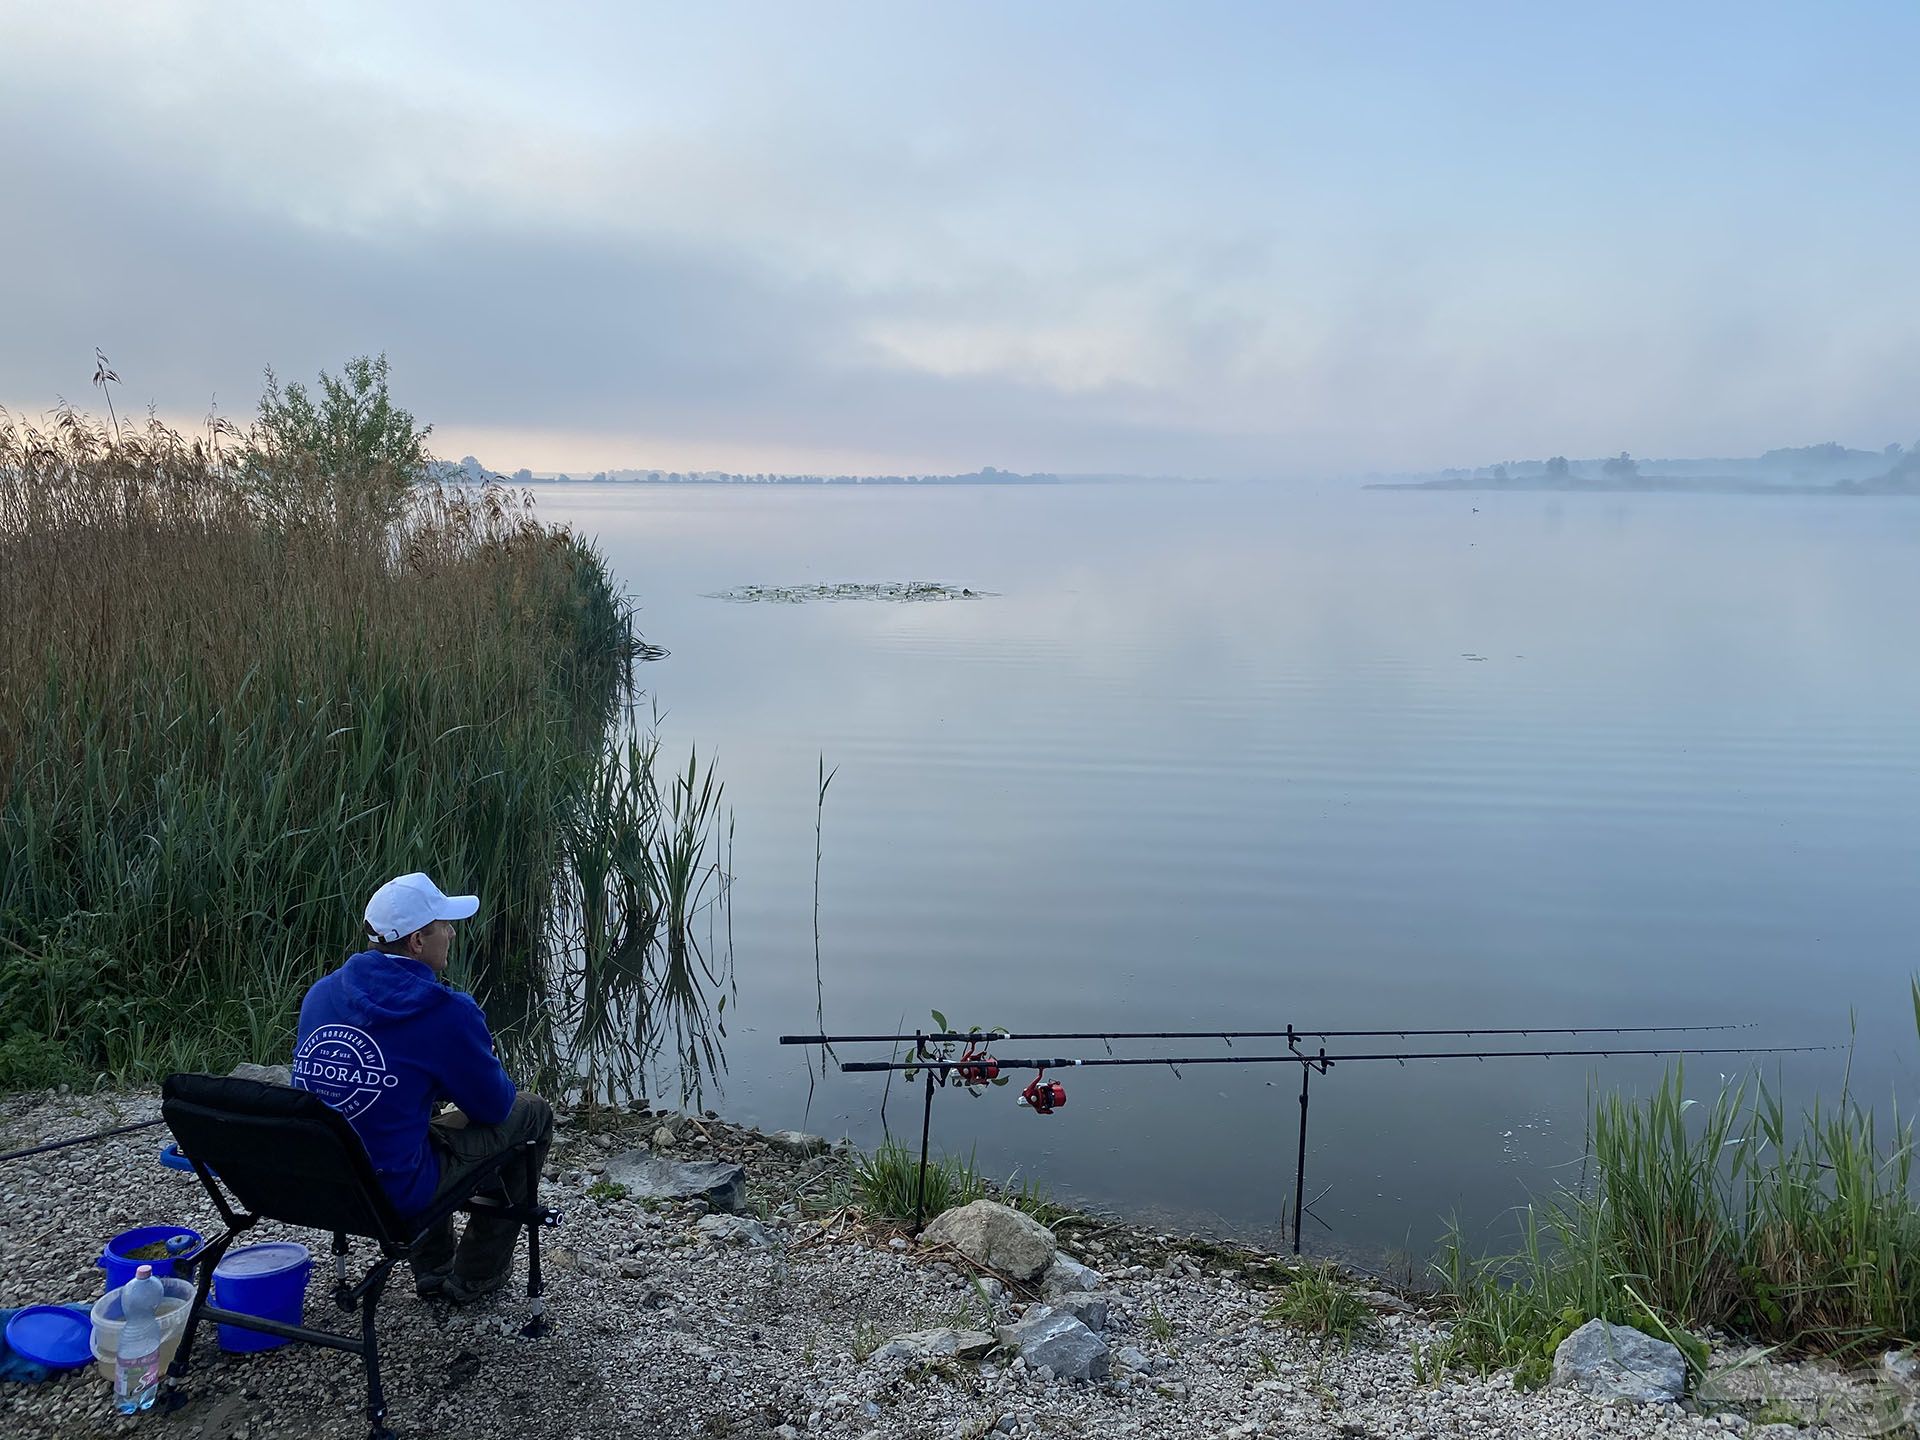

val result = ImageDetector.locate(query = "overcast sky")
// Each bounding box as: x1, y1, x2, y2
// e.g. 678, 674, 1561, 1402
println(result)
3, 2, 1916, 478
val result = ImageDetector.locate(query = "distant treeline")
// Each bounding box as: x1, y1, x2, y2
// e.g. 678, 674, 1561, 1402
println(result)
439, 459, 1129, 487
1371, 441, 1920, 494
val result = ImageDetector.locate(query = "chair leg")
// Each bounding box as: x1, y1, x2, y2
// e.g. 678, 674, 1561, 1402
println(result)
520, 1146, 550, 1339
360, 1259, 396, 1440
163, 1225, 241, 1405
333, 1230, 356, 1312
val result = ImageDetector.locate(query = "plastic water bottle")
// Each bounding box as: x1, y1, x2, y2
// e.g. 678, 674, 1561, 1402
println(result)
114, 1263, 164, 1414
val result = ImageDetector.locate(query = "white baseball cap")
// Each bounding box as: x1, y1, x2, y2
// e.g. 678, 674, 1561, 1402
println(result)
364, 872, 479, 943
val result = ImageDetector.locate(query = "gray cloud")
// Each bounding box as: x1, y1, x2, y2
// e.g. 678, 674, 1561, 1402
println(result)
3, 6, 1917, 477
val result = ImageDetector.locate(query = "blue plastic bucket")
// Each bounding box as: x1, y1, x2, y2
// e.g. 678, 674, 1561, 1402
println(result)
212, 1242, 312, 1353
95, 1225, 205, 1293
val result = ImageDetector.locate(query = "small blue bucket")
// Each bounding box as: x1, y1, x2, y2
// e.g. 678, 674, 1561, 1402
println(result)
95, 1225, 205, 1293
212, 1242, 312, 1353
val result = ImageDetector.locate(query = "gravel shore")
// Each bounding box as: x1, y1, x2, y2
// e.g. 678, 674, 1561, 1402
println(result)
0, 1088, 1893, 1439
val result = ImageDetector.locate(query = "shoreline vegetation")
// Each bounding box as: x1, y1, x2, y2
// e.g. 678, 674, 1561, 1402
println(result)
1436, 1047, 1920, 1379
0, 356, 732, 1105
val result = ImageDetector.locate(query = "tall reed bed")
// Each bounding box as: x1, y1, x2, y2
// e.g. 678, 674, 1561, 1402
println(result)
1437, 1012, 1920, 1377
0, 365, 729, 1101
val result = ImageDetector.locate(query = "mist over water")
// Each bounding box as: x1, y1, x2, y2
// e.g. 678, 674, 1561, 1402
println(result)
539, 480, 1920, 1262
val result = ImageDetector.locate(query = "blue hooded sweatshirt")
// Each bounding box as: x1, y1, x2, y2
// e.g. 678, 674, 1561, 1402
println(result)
293, 950, 516, 1217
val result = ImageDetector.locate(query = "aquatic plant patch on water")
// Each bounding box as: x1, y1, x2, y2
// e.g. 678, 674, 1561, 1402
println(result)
708, 581, 989, 603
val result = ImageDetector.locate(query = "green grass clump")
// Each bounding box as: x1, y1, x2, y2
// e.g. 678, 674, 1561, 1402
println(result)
852, 1139, 988, 1220
1263, 1264, 1376, 1346
847, 1140, 1074, 1228
0, 360, 730, 1100
1436, 1019, 1920, 1374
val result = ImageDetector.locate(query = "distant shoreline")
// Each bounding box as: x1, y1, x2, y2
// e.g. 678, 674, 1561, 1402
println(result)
1366, 477, 1920, 496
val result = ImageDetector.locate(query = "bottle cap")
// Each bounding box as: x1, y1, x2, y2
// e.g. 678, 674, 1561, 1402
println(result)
135, 1263, 153, 1277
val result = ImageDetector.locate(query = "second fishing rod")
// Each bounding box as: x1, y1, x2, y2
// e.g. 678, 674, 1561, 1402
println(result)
821, 1030, 1831, 1249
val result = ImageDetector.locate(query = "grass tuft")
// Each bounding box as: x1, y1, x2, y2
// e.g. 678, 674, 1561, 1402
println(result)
852, 1139, 988, 1220
1262, 1264, 1376, 1347
1436, 1039, 1920, 1374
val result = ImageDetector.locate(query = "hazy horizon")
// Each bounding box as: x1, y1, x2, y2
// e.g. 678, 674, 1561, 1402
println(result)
4, 3, 1917, 478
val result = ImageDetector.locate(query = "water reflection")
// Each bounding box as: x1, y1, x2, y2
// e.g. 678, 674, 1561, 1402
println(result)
484, 722, 734, 1110
529, 481, 1920, 1255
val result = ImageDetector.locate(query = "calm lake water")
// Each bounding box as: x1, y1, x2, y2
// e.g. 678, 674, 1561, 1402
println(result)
535, 480, 1920, 1264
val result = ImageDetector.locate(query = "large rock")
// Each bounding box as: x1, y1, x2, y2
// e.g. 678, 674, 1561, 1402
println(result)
921, 1200, 1056, 1282
1551, 1319, 1686, 1403
602, 1152, 747, 1213
870, 1327, 996, 1364
994, 1305, 1109, 1382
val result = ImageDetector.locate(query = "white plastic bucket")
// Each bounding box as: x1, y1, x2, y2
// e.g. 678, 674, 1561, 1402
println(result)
88, 1276, 197, 1383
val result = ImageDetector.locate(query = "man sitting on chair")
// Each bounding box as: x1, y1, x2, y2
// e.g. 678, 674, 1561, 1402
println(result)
292, 872, 553, 1304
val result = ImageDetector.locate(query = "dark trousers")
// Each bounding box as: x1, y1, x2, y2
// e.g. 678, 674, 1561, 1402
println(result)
409, 1093, 554, 1283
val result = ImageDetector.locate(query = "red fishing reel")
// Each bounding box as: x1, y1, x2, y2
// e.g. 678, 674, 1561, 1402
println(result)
955, 1044, 1000, 1087
1019, 1068, 1066, 1115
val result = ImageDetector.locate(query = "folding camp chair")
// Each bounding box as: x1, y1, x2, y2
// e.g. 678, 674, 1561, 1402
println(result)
159, 1072, 562, 1440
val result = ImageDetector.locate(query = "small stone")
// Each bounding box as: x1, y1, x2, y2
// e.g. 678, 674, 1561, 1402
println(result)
1049, 1290, 1111, 1332
601, 1153, 747, 1213
870, 1328, 996, 1363
1551, 1319, 1686, 1403
767, 1129, 830, 1157
1041, 1254, 1105, 1298
921, 1200, 1057, 1282
994, 1305, 1110, 1382
1359, 1288, 1415, 1314
696, 1214, 775, 1248
226, 1061, 293, 1087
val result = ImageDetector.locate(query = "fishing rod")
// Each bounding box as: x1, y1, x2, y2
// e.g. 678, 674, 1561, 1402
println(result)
840, 1044, 1829, 1072
844, 1052, 1827, 1075
0, 1116, 167, 1166
779, 1022, 1758, 1046
819, 1024, 1830, 1251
